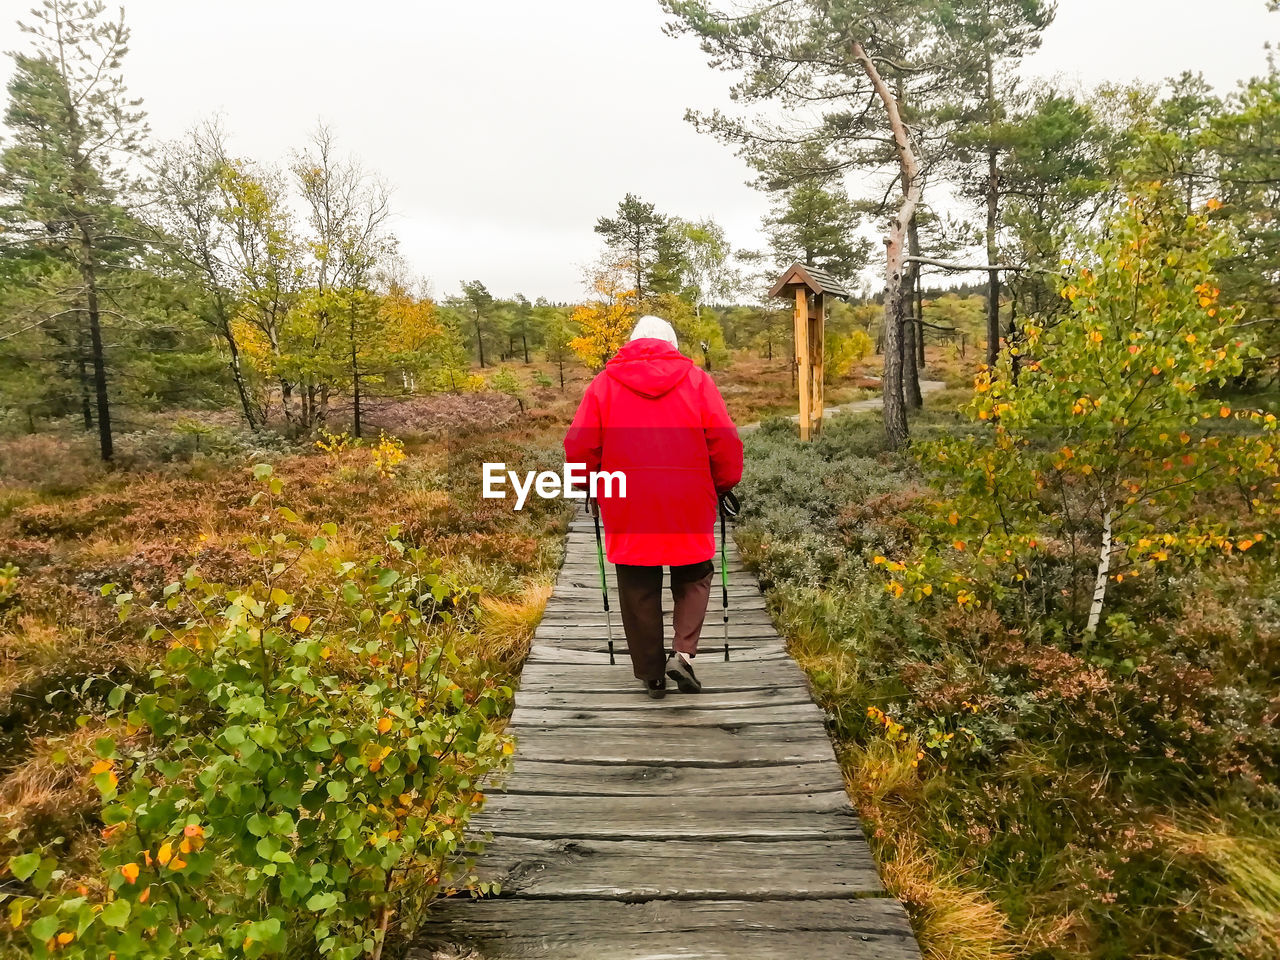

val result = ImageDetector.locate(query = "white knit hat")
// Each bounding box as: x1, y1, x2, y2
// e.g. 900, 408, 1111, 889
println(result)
629, 314, 679, 348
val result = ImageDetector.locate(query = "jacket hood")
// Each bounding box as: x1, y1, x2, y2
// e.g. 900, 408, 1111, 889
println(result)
605, 338, 693, 399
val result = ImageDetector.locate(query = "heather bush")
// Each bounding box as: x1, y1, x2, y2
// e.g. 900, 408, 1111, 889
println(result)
739, 398, 1280, 960
114, 421, 297, 467
0, 435, 107, 492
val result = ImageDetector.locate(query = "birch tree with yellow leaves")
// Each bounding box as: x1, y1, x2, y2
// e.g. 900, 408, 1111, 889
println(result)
891, 187, 1279, 636
568, 260, 637, 371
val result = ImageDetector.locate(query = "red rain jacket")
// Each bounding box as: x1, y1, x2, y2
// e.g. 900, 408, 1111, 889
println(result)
564, 338, 743, 566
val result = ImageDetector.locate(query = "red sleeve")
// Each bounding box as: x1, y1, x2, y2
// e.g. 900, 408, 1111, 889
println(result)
564, 378, 603, 480
700, 373, 743, 494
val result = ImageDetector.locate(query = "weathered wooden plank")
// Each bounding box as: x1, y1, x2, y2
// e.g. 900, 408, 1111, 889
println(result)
492, 759, 847, 797
511, 687, 816, 711
527, 640, 785, 659
507, 723, 834, 766
475, 790, 859, 840
534, 627, 777, 642
541, 605, 767, 620
544, 603, 766, 616
529, 636, 783, 651
530, 638, 783, 655
471, 837, 884, 899
529, 638, 784, 655
517, 660, 811, 692
542, 602, 767, 616
539, 613, 776, 629
532, 624, 779, 638
510, 702, 825, 728
411, 897, 921, 960
525, 645, 790, 665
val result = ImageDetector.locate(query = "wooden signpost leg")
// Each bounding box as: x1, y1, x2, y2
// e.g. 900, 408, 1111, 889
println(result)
814, 327, 824, 440
810, 303, 824, 437
794, 288, 811, 441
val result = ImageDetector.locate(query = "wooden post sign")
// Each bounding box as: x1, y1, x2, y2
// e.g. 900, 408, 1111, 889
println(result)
769, 263, 852, 441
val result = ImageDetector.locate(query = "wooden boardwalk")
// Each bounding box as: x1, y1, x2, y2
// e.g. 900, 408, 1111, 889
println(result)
412, 510, 921, 960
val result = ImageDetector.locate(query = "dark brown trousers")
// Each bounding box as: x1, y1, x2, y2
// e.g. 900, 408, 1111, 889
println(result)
615, 560, 714, 682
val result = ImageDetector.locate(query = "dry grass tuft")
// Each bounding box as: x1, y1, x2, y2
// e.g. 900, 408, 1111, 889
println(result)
877, 830, 1015, 960
840, 738, 1014, 960
844, 737, 922, 807
0, 727, 101, 856
472, 582, 553, 666
0, 615, 81, 699
1157, 816, 1280, 960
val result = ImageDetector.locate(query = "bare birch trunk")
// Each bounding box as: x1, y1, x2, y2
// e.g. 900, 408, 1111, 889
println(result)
226, 337, 258, 430
1086, 495, 1113, 636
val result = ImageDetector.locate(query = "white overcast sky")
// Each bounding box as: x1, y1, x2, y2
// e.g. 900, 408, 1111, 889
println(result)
1, 1, 1277, 301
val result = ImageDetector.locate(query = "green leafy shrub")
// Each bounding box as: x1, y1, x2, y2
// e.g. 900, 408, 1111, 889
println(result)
825, 329, 873, 380
736, 414, 916, 590
0, 562, 18, 607
5, 465, 514, 959
487, 367, 526, 413
906, 189, 1279, 635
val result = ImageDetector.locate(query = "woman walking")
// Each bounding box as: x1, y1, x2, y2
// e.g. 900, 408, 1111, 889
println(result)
564, 316, 743, 698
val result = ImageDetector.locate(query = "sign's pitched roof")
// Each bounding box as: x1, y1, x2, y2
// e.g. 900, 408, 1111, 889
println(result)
768, 262, 853, 300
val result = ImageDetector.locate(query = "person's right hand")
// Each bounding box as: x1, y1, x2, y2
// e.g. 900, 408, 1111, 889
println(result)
718, 490, 740, 519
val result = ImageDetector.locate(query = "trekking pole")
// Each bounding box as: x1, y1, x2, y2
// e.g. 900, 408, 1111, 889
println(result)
718, 490, 741, 663
589, 493, 615, 665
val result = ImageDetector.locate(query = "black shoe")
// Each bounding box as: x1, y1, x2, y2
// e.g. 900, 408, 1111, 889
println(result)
641, 677, 666, 700
665, 653, 702, 694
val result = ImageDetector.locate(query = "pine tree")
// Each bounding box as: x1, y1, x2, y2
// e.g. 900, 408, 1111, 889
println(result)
754, 143, 869, 280
594, 193, 670, 302
540, 303, 576, 389
0, 0, 149, 461
664, 0, 949, 448
1209, 64, 1280, 363
941, 0, 1056, 366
